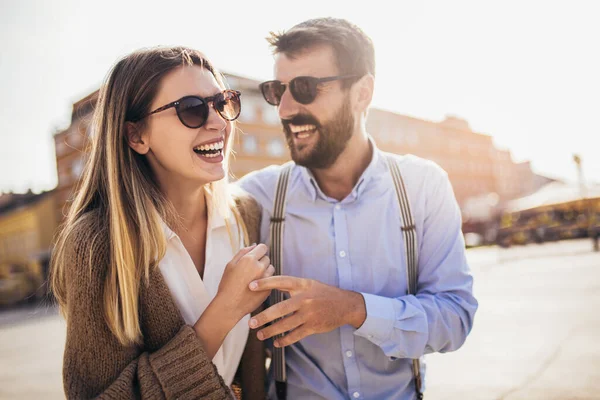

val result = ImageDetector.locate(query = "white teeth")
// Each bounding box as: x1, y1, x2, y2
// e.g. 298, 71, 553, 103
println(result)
290, 124, 316, 134
194, 140, 224, 152
297, 132, 310, 139
199, 150, 222, 158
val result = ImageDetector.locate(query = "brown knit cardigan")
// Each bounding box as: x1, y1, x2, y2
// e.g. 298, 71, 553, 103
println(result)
60, 191, 266, 399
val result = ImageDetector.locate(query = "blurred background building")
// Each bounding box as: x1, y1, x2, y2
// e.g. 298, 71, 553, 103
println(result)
0, 190, 56, 305
2, 71, 596, 306
51, 72, 553, 223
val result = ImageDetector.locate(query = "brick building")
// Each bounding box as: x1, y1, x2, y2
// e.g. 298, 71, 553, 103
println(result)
53, 72, 546, 225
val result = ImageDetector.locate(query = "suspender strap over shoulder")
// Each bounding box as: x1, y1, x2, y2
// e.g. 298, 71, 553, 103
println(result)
386, 155, 419, 294
385, 154, 424, 400
269, 162, 294, 400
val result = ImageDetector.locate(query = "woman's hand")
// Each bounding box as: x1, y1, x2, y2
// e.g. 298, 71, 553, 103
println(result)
217, 244, 275, 320
194, 244, 274, 358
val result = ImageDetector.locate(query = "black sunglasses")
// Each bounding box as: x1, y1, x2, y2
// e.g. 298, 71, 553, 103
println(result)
259, 75, 359, 106
131, 89, 241, 128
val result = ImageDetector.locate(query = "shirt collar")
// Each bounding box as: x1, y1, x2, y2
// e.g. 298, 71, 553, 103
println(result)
205, 190, 228, 229
354, 137, 381, 199
298, 167, 320, 202
297, 135, 382, 203
161, 219, 177, 241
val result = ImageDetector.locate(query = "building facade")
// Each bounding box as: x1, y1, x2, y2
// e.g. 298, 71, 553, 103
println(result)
0, 190, 57, 303
53, 72, 546, 227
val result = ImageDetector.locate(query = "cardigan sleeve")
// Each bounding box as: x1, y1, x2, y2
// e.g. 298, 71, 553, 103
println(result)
61, 216, 232, 400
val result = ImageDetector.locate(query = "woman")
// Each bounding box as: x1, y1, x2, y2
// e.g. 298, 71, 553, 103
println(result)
50, 46, 269, 399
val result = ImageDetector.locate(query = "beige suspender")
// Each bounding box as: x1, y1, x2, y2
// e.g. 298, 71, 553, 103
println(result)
385, 154, 424, 400
269, 155, 423, 400
269, 161, 294, 400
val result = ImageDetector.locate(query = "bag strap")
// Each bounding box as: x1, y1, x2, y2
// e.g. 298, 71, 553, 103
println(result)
385, 153, 424, 400
269, 161, 294, 400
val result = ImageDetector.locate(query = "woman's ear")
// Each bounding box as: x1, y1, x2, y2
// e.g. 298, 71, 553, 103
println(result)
126, 122, 150, 155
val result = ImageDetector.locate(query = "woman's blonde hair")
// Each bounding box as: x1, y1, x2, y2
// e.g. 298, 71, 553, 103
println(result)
50, 46, 247, 346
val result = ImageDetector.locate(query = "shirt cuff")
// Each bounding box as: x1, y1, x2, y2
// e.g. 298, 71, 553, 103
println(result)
354, 292, 396, 346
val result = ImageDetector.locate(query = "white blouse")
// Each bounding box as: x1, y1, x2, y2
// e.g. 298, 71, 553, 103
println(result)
159, 198, 249, 386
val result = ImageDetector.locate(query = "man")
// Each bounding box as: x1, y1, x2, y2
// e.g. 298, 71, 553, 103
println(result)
239, 17, 478, 400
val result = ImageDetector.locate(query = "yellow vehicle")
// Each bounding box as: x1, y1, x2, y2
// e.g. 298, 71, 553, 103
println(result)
497, 198, 600, 247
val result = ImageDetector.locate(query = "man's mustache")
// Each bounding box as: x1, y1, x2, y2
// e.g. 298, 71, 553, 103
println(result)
281, 114, 321, 131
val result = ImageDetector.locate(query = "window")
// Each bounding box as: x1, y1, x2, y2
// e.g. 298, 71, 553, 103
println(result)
267, 138, 285, 157
262, 105, 280, 126
242, 135, 258, 154
392, 131, 403, 145
59, 170, 70, 186
376, 122, 391, 142
55, 140, 68, 157
69, 131, 85, 148
239, 97, 257, 122
450, 140, 461, 153
406, 130, 419, 146
72, 158, 84, 179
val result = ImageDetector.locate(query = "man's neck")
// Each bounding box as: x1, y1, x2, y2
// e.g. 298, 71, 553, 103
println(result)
310, 131, 372, 202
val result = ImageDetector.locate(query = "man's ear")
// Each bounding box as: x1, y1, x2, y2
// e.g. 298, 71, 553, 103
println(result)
125, 122, 149, 155
353, 74, 375, 115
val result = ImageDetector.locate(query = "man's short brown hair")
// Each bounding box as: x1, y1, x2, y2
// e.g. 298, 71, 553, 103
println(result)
267, 18, 375, 88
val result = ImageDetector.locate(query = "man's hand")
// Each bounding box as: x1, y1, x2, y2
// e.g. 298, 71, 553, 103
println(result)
247, 276, 367, 347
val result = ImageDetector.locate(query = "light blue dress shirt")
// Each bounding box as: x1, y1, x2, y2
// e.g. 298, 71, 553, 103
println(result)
238, 141, 478, 400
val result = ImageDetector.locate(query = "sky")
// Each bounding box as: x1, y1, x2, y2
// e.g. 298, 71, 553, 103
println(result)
1, 0, 599, 193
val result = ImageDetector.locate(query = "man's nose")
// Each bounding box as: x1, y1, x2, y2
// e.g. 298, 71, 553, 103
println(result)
277, 87, 301, 121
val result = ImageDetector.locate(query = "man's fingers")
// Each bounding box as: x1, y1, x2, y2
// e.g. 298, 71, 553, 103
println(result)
249, 275, 304, 292
274, 326, 309, 348
249, 298, 299, 329
256, 312, 303, 341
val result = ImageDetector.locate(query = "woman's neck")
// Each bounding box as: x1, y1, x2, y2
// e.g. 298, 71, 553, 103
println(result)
163, 182, 208, 233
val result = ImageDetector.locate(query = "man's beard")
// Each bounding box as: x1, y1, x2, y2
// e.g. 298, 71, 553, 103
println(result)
282, 98, 354, 169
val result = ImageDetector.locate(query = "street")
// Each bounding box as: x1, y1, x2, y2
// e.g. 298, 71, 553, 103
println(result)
1, 239, 599, 399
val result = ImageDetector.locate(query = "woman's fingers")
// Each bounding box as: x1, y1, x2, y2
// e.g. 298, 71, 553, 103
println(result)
246, 244, 269, 260
262, 265, 275, 278
230, 243, 258, 264
258, 255, 270, 270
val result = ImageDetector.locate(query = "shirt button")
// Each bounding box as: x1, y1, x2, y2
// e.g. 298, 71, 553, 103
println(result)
353, 392, 360, 398
339, 251, 346, 258
335, 204, 342, 210
345, 350, 353, 358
